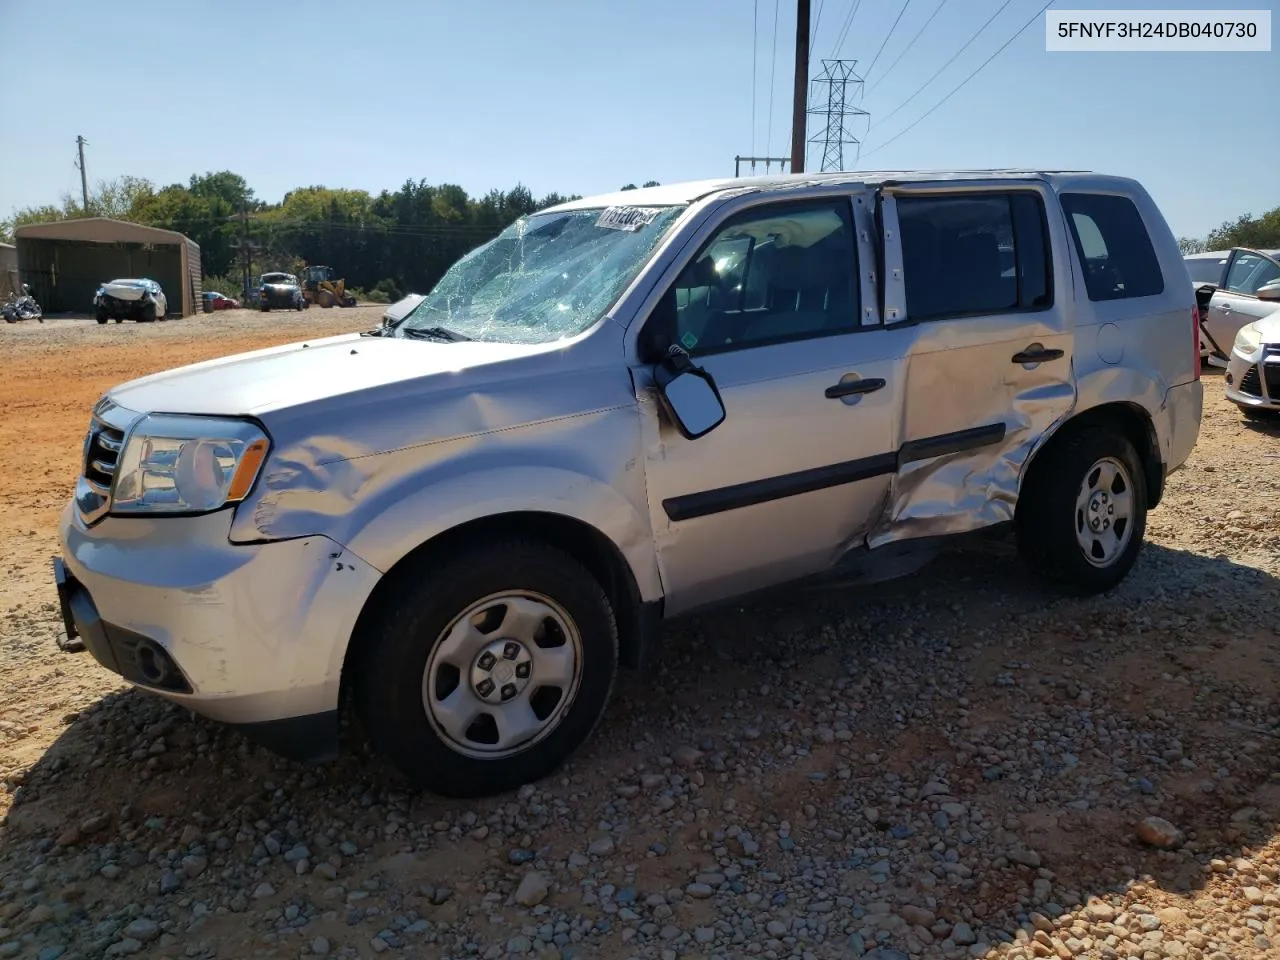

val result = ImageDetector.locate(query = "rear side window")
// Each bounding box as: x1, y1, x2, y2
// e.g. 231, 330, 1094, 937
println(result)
1061, 193, 1164, 301
898, 192, 1052, 322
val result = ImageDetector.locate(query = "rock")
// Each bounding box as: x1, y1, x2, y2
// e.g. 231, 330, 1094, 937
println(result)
515, 872, 549, 907
685, 882, 714, 899
54, 825, 81, 846
509, 848, 535, 865
179, 824, 203, 846
1243, 886, 1264, 904
100, 864, 121, 880
311, 936, 331, 955
673, 745, 702, 768
766, 920, 787, 937
1085, 899, 1115, 922
124, 918, 160, 943
863, 950, 909, 960
105, 939, 143, 957
587, 836, 615, 856
507, 935, 532, 954
0, 945, 18, 960
919, 780, 949, 798
901, 905, 935, 926
159, 869, 181, 894
252, 882, 276, 900
1135, 816, 1184, 849
695, 926, 715, 943
37, 947, 66, 960
284, 843, 311, 863
951, 922, 977, 945
80, 812, 110, 834
1008, 847, 1042, 868
181, 855, 207, 878
369, 936, 389, 953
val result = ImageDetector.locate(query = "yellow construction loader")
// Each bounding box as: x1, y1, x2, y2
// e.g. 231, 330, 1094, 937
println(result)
300, 265, 358, 308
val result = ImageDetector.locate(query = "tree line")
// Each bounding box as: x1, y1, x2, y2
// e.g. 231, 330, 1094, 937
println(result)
0, 173, 658, 302
1177, 207, 1280, 255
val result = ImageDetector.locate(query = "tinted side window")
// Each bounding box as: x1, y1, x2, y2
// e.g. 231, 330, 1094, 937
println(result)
667, 202, 858, 356
1060, 193, 1164, 301
1223, 252, 1280, 296
898, 192, 1051, 322
1185, 257, 1226, 286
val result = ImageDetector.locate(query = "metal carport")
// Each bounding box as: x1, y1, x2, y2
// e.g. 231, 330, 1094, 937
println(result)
14, 218, 202, 317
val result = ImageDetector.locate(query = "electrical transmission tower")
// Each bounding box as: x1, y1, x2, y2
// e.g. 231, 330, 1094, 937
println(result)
807, 59, 870, 172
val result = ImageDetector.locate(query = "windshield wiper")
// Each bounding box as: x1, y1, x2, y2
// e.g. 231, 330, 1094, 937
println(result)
399, 325, 472, 342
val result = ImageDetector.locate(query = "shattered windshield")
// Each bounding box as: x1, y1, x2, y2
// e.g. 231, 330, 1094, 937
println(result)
396, 204, 685, 344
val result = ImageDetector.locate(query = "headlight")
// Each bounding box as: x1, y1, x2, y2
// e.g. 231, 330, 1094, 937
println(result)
1233, 323, 1264, 357
112, 415, 270, 515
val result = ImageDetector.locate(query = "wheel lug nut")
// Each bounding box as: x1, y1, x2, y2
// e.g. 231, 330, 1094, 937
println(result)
516, 662, 531, 679
501, 683, 517, 700
477, 652, 495, 671
503, 642, 520, 660
476, 678, 494, 697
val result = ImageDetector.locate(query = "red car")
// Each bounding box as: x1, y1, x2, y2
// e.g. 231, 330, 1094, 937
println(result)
204, 291, 241, 311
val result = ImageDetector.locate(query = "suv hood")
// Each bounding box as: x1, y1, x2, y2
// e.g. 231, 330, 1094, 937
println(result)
107, 333, 561, 417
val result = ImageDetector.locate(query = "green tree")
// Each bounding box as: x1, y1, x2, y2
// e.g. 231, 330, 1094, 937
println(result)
1203, 208, 1280, 251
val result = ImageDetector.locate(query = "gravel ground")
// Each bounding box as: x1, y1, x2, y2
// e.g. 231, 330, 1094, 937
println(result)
1, 317, 1278, 960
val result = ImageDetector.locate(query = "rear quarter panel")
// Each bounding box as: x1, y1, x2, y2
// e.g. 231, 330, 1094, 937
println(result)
1049, 175, 1198, 426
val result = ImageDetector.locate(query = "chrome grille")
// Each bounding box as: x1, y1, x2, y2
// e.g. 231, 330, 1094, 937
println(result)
83, 423, 124, 493
75, 400, 138, 525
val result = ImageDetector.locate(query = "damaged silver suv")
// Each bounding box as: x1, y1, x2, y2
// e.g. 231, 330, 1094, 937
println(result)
53, 172, 1203, 797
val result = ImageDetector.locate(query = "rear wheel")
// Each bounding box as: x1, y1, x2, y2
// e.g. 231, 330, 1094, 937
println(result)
1016, 426, 1147, 594
353, 539, 619, 797
261, 305, 270, 313
95, 310, 108, 325
317, 290, 335, 308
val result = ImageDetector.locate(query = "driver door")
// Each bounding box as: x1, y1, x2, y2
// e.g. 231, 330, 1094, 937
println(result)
633, 195, 908, 616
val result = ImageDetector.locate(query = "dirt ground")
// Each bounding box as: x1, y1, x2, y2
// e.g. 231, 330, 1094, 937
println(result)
0, 314, 1278, 960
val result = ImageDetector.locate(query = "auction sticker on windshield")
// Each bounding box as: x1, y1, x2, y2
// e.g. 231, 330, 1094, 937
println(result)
596, 206, 662, 232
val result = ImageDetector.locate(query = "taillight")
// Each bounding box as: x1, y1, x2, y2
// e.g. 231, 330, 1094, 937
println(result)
1191, 306, 1201, 380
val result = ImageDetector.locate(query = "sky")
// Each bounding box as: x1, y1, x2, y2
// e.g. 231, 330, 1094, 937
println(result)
0, 0, 1276, 239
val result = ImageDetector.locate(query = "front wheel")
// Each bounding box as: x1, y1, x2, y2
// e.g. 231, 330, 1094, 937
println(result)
353, 539, 618, 798
1016, 426, 1148, 594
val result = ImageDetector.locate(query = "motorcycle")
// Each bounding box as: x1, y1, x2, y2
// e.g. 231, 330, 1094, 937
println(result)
2, 284, 43, 323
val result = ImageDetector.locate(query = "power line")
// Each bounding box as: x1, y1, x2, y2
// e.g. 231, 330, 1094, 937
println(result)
870, 0, 1016, 129
864, 0, 912, 81
766, 0, 781, 155
861, 0, 1056, 160
832, 0, 864, 58
811, 0, 826, 47
866, 0, 949, 94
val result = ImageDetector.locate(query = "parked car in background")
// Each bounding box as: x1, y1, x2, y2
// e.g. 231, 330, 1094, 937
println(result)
258, 272, 306, 312
52, 171, 1203, 797
1184, 250, 1231, 362
1225, 290, 1280, 421
1199, 247, 1280, 362
94, 278, 167, 324
204, 291, 240, 311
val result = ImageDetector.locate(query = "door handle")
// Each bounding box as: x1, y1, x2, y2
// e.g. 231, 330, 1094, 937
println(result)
825, 377, 886, 399
1011, 347, 1065, 364
1219, 303, 1232, 311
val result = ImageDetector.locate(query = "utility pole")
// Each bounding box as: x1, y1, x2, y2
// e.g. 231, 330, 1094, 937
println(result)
75, 136, 90, 213
240, 206, 251, 299
790, 0, 810, 174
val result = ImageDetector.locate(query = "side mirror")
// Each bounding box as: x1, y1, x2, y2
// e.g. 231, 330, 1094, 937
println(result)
1256, 280, 1280, 303
654, 349, 726, 440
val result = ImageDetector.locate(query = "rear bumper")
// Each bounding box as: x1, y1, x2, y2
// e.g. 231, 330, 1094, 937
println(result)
54, 504, 381, 757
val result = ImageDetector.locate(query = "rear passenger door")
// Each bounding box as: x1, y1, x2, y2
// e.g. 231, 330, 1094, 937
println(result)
871, 184, 1075, 544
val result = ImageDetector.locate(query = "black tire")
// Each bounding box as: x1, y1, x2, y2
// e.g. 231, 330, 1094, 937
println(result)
353, 538, 618, 798
261, 305, 270, 313
96, 312, 108, 324
295, 300, 303, 311
114, 317, 123, 324
1016, 426, 1148, 594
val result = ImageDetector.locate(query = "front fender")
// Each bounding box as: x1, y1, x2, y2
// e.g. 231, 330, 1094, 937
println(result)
229, 408, 662, 602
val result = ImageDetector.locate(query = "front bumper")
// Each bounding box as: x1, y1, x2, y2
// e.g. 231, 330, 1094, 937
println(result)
1225, 346, 1280, 410
54, 504, 382, 759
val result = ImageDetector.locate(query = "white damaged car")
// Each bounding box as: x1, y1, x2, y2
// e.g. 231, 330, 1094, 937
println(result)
1225, 301, 1280, 420
94, 278, 168, 324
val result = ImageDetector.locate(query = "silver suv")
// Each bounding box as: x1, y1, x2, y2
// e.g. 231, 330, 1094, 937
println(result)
53, 171, 1204, 797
